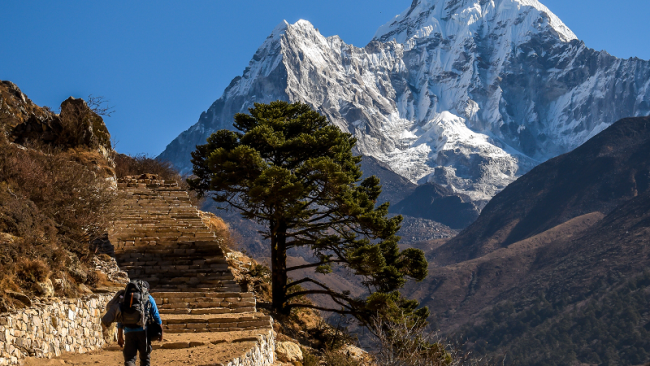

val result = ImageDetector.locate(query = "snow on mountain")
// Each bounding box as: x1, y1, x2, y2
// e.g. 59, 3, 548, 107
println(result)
374, 0, 577, 46
158, 0, 650, 204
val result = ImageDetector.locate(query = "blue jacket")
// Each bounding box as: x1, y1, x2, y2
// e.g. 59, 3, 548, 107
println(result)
117, 295, 162, 333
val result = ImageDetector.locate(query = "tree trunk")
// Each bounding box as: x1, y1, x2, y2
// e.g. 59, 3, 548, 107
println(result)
271, 219, 289, 315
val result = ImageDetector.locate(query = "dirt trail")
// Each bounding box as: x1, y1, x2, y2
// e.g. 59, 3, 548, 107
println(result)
24, 330, 269, 366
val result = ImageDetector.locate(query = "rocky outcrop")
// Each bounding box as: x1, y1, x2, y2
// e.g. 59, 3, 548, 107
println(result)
0, 81, 111, 153
158, 0, 650, 205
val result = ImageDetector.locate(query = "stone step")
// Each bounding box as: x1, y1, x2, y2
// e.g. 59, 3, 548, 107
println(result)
161, 313, 271, 333
119, 261, 229, 268
115, 233, 214, 241
123, 268, 232, 276
117, 247, 225, 254
116, 249, 226, 257
117, 207, 198, 212
114, 218, 200, 224
159, 304, 231, 311
116, 248, 225, 256
158, 306, 256, 315
116, 252, 225, 258
116, 241, 225, 252
158, 297, 255, 308
122, 267, 232, 275
139, 277, 237, 284
151, 292, 253, 299
117, 259, 228, 267
120, 265, 231, 273
153, 287, 241, 293
120, 215, 201, 220
156, 297, 255, 309
125, 275, 235, 284
118, 224, 210, 229
115, 215, 198, 219
117, 263, 227, 271
126, 275, 235, 284
118, 258, 225, 265
151, 284, 242, 293
149, 281, 241, 288
120, 201, 194, 206
120, 259, 228, 266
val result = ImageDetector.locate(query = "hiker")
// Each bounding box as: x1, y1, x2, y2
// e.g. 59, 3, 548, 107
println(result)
102, 280, 163, 366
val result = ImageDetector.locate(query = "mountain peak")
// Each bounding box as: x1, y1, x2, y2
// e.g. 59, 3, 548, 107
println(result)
160, 0, 648, 206
292, 19, 316, 29
373, 0, 576, 46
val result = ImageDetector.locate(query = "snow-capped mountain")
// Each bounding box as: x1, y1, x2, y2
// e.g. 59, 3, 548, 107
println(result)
159, 0, 650, 203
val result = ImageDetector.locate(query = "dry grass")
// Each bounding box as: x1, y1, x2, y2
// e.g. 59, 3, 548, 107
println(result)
370, 316, 493, 366
200, 211, 236, 249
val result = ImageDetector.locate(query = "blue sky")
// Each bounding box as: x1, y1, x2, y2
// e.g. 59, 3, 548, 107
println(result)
1, 0, 648, 156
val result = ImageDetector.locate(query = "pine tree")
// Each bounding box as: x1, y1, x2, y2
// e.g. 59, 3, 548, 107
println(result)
188, 101, 428, 324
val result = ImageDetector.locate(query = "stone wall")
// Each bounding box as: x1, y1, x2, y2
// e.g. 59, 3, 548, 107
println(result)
226, 329, 275, 366
0, 293, 115, 365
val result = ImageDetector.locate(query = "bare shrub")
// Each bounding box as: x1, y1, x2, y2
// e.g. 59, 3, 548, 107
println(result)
86, 95, 114, 117
301, 345, 367, 366
0, 137, 117, 301
113, 153, 178, 180
15, 258, 50, 289
322, 349, 364, 366
302, 348, 320, 366
370, 315, 490, 366
1, 145, 117, 255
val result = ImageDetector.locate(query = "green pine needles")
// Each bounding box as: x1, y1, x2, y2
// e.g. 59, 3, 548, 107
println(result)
188, 101, 428, 325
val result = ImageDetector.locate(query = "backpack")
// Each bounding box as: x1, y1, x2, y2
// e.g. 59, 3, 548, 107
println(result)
119, 280, 151, 328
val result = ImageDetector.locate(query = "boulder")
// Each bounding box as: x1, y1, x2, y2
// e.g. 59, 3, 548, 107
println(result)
78, 284, 93, 295
341, 345, 370, 363
276, 341, 303, 363
36, 278, 55, 297
66, 252, 88, 283
4, 290, 31, 306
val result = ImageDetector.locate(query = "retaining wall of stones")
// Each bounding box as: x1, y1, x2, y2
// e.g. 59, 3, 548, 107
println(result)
0, 293, 115, 365
225, 329, 275, 366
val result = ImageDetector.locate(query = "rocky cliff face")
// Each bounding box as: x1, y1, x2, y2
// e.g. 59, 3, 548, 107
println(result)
159, 0, 650, 204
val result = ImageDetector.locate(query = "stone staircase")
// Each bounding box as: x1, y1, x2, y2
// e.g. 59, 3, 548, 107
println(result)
110, 175, 272, 339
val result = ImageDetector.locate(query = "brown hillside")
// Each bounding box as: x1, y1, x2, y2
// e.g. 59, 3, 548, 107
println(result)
406, 212, 604, 332
434, 116, 650, 265
402, 116, 650, 365
453, 189, 650, 365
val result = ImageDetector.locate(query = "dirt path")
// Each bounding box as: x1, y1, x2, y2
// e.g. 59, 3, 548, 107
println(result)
23, 330, 271, 366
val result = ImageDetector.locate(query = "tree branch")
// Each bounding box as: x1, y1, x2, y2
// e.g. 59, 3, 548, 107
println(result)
284, 303, 356, 316
286, 290, 354, 304
286, 260, 347, 272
